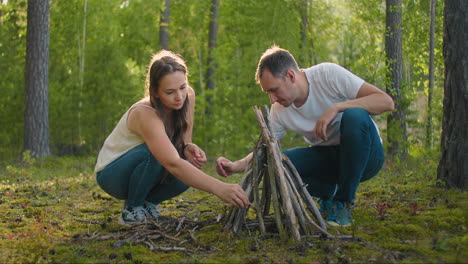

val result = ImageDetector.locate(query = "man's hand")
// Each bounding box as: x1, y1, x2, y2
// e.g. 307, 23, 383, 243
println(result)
216, 157, 236, 177
184, 143, 207, 169
313, 104, 339, 142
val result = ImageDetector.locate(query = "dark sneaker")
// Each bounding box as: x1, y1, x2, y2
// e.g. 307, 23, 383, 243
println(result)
118, 206, 146, 226
143, 201, 161, 219
318, 199, 333, 217
327, 201, 353, 227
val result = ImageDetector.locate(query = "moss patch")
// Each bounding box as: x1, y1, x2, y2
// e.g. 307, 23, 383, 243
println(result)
0, 155, 466, 263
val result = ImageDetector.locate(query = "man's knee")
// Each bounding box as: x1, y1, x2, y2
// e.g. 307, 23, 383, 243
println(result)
340, 108, 372, 136
342, 108, 369, 125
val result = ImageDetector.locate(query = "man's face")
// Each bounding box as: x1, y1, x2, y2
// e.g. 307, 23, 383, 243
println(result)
260, 69, 296, 107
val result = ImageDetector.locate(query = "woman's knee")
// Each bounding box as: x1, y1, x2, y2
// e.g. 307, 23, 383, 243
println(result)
172, 179, 190, 194
96, 171, 127, 199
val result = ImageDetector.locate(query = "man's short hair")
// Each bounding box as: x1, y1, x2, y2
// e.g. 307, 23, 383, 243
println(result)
255, 45, 299, 83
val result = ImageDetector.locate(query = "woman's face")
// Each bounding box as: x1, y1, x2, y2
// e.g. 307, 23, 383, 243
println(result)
156, 71, 188, 112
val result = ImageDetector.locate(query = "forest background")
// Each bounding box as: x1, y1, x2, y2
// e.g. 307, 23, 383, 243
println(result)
1, 0, 467, 263
0, 0, 445, 162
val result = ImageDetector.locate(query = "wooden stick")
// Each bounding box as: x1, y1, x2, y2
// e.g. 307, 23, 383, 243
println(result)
269, 142, 301, 241
266, 150, 287, 239
255, 106, 301, 241
261, 165, 271, 216
224, 105, 334, 241
253, 178, 266, 234
283, 157, 327, 229
283, 165, 333, 237
285, 174, 308, 236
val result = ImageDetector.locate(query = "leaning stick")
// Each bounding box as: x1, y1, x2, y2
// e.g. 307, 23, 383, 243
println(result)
253, 178, 266, 234
283, 157, 327, 229
224, 105, 331, 241
255, 107, 301, 241
266, 150, 287, 239
283, 166, 333, 237
269, 143, 301, 241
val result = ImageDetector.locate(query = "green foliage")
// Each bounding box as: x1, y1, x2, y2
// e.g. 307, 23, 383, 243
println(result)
195, 0, 304, 159
0, 0, 27, 160
401, 0, 444, 148
0, 154, 466, 263
49, 0, 145, 152
0, 0, 445, 163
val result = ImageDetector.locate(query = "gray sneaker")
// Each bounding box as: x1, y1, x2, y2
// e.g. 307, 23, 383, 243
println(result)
118, 206, 146, 226
143, 201, 161, 219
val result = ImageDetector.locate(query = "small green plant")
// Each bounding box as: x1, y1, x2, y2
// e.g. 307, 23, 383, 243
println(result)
22, 150, 36, 167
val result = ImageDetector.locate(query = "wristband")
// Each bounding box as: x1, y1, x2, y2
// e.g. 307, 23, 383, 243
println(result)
183, 143, 191, 152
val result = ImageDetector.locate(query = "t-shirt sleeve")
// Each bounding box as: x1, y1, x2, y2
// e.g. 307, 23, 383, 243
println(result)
269, 105, 286, 140
327, 63, 365, 99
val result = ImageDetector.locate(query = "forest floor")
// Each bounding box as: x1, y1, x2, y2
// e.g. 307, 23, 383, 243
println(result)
0, 153, 466, 263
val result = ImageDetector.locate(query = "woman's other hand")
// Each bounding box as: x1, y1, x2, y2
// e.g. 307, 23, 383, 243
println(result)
184, 143, 207, 169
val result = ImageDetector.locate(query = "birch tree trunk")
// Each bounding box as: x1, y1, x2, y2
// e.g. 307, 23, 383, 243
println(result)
159, 0, 170, 50
425, 0, 436, 148
206, 0, 219, 115
299, 0, 310, 66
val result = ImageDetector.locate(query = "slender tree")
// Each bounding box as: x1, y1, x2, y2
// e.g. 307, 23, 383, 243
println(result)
437, 0, 467, 190
159, 0, 170, 50
78, 0, 88, 145
206, 0, 219, 114
298, 0, 311, 66
24, 0, 50, 158
385, 0, 407, 158
425, 0, 436, 148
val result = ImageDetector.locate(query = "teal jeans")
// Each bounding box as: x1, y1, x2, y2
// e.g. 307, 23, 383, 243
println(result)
96, 144, 189, 208
284, 108, 384, 203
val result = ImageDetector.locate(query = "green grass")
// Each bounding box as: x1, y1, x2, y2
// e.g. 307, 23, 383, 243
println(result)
0, 154, 466, 263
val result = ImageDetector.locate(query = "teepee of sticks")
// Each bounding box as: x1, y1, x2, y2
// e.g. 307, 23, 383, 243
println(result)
223, 106, 333, 241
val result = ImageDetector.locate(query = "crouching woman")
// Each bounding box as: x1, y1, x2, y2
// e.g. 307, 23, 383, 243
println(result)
94, 50, 249, 225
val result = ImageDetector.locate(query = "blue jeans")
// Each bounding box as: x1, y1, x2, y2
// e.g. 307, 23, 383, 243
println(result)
96, 144, 189, 208
283, 108, 384, 203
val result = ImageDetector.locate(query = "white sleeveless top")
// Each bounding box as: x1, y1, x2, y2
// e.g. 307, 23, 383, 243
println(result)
94, 104, 154, 173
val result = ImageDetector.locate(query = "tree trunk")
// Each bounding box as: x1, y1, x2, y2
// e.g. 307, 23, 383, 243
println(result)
299, 0, 310, 66
78, 0, 88, 145
385, 0, 407, 158
159, 0, 170, 50
425, 0, 436, 148
206, 0, 219, 115
437, 0, 468, 190
24, 0, 50, 158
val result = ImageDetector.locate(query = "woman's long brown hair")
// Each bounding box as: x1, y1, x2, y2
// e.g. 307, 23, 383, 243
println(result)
144, 50, 189, 181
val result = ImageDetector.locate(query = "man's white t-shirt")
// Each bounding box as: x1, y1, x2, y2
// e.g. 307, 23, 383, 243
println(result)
270, 62, 380, 146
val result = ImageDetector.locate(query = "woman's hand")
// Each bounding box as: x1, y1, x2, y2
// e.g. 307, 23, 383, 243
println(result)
184, 143, 207, 169
213, 182, 250, 209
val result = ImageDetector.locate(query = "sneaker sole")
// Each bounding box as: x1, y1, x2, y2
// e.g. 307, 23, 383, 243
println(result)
118, 215, 145, 227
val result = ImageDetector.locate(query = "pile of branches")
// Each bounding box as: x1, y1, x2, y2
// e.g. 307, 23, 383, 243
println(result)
74, 212, 219, 253
224, 106, 332, 241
